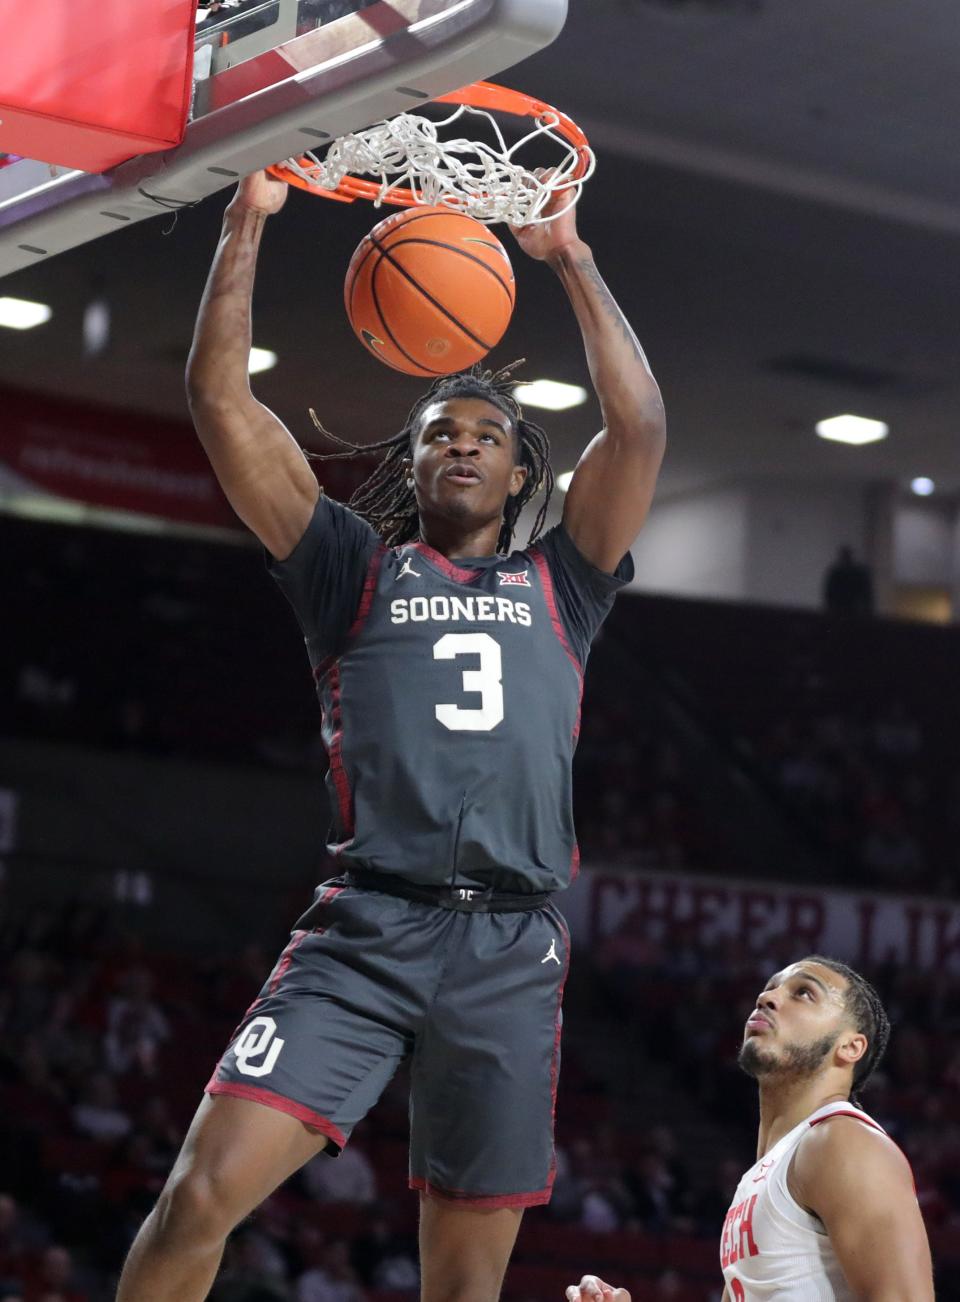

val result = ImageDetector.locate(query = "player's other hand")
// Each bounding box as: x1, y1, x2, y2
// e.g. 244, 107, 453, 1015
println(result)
509, 169, 581, 263
565, 1274, 631, 1302
231, 169, 288, 217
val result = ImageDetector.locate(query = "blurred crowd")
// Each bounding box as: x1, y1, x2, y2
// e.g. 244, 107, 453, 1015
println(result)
2, 896, 959, 1302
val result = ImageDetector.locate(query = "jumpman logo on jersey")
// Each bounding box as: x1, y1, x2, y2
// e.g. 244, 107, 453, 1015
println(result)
541, 939, 561, 966
396, 556, 422, 580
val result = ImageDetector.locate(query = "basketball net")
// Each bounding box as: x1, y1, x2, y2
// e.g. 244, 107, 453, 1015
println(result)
272, 85, 594, 225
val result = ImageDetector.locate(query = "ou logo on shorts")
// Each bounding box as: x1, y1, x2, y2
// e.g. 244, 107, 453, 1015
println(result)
233, 1015, 285, 1078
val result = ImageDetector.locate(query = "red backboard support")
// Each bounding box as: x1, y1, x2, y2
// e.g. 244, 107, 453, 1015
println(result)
0, 0, 197, 172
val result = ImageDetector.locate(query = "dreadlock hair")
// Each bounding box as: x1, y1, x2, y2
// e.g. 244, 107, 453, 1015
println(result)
306, 362, 555, 555
802, 955, 891, 1103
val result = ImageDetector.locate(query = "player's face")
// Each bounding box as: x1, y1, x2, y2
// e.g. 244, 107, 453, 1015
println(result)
408, 397, 527, 531
738, 961, 852, 1080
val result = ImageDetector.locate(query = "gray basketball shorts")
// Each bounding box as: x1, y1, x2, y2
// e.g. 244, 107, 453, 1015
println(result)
206, 880, 570, 1207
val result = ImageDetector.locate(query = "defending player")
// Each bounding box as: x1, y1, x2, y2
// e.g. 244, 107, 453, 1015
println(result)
115, 167, 666, 1302
564, 956, 934, 1302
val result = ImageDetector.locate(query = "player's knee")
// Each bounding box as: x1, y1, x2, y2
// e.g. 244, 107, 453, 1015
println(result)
152, 1166, 239, 1250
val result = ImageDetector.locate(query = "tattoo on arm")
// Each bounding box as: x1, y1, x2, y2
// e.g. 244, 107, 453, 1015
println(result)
578, 257, 645, 362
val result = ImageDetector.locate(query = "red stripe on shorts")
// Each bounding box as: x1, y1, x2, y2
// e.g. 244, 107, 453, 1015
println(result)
544, 912, 572, 1198
204, 1081, 347, 1149
311, 884, 345, 933
267, 929, 308, 995
409, 1177, 554, 1209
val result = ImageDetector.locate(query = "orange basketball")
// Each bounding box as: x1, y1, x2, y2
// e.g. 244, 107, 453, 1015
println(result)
344, 206, 515, 376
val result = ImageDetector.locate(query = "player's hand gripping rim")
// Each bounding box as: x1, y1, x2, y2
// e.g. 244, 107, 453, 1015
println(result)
565, 1274, 631, 1302
509, 167, 581, 263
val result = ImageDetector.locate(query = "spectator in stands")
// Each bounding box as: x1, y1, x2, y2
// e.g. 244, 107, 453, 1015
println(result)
295, 1239, 365, 1302
873, 700, 922, 763
213, 1218, 289, 1300
351, 1213, 418, 1290
0, 1195, 48, 1282
643, 1126, 690, 1210
624, 1148, 676, 1232
859, 811, 924, 887
104, 967, 170, 1077
0, 951, 55, 1040
3, 1038, 68, 1132
822, 544, 874, 616
300, 1144, 377, 1206
568, 1138, 631, 1233
135, 1098, 182, 1174
651, 1270, 686, 1299
23, 1244, 87, 1301
71, 1072, 131, 1144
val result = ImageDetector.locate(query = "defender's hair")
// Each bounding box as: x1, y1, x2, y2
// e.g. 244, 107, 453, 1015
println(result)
307, 363, 554, 554
803, 955, 891, 1101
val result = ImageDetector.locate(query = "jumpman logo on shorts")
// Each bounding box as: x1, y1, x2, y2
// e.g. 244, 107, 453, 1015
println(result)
396, 555, 422, 580
541, 939, 561, 966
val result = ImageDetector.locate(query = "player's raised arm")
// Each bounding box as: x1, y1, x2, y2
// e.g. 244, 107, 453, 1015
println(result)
511, 188, 666, 574
792, 1117, 934, 1301
186, 170, 319, 560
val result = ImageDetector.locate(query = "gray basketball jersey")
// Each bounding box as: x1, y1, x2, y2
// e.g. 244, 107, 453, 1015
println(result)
270, 496, 632, 893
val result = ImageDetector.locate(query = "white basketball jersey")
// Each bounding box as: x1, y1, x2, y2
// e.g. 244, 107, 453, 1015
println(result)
720, 1101, 886, 1300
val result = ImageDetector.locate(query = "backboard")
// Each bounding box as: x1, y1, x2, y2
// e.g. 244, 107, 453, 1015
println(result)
0, 0, 567, 279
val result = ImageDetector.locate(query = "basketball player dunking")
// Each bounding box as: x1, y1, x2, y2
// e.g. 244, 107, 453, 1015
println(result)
115, 169, 666, 1301
565, 956, 934, 1302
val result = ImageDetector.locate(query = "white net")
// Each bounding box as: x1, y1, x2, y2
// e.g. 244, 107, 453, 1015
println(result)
280, 102, 595, 224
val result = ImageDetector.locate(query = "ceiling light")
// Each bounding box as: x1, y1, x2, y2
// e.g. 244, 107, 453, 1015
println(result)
814, 414, 888, 446
910, 477, 935, 497
248, 346, 277, 374
0, 295, 52, 329
514, 379, 588, 411
83, 296, 110, 356
557, 470, 575, 492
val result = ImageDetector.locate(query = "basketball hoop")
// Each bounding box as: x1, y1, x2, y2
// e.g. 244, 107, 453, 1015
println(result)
267, 81, 594, 226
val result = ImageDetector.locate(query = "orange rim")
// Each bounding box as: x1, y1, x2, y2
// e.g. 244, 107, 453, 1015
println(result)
267, 80, 592, 207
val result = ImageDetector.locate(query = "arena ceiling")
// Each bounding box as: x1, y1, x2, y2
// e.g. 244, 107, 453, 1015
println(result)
1, 0, 958, 503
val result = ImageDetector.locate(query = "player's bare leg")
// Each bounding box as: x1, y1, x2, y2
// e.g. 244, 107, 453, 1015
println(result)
116, 1094, 328, 1302
418, 1195, 523, 1302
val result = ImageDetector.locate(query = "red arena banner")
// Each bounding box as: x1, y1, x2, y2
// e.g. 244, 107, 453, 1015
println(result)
0, 388, 238, 530
562, 865, 960, 973
0, 387, 376, 532
0, 0, 196, 172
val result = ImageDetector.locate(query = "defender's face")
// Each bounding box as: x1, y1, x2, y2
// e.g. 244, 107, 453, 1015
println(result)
739, 960, 851, 1078
409, 397, 526, 529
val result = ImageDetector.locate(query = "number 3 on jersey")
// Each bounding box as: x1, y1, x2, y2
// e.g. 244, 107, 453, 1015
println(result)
433, 632, 503, 732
